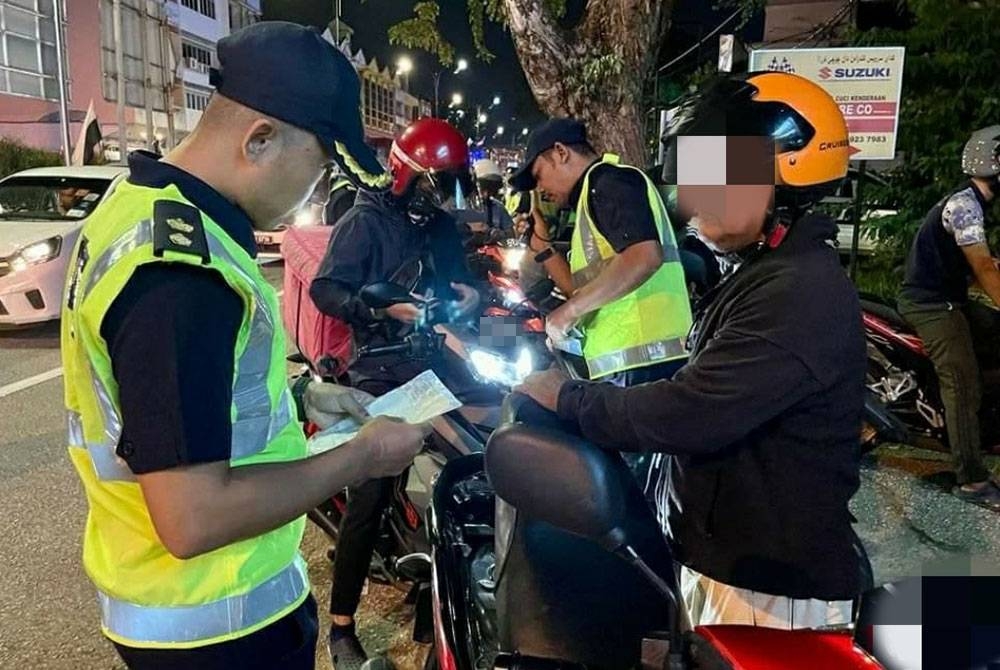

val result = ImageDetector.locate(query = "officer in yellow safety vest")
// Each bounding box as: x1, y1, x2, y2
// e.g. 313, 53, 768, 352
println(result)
61, 22, 428, 669
509, 118, 693, 385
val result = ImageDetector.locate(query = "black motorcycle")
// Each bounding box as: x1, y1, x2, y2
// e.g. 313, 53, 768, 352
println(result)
425, 394, 884, 670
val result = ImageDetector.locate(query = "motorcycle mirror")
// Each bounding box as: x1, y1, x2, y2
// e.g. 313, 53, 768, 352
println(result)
359, 282, 419, 309
485, 394, 629, 549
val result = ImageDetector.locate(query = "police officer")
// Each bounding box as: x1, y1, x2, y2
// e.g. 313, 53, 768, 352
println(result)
61, 22, 428, 669
509, 118, 693, 384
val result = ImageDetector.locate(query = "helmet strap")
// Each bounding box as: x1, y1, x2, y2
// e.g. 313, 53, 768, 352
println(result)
764, 207, 795, 249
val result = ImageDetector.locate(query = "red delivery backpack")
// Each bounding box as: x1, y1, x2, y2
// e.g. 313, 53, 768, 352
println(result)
281, 225, 354, 377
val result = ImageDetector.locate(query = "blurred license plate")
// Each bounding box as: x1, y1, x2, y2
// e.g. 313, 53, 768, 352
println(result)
258, 235, 273, 244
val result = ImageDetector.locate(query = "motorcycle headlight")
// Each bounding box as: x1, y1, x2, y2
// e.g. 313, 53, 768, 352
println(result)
11, 236, 62, 273
468, 346, 535, 387
502, 247, 526, 273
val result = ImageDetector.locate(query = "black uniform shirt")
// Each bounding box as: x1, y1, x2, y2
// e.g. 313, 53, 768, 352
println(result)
568, 162, 661, 252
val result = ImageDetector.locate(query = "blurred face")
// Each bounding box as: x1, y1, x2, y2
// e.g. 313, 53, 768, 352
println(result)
674, 135, 776, 253
237, 120, 331, 231
531, 144, 585, 208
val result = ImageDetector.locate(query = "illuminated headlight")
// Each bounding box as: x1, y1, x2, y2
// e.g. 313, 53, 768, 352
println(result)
11, 236, 62, 273
468, 346, 535, 387
502, 287, 525, 307
501, 247, 525, 273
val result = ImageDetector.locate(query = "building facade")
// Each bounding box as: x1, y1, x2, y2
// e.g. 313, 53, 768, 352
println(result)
0, 0, 261, 159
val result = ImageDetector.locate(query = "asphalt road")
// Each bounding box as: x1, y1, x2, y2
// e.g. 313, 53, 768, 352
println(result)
0, 261, 997, 669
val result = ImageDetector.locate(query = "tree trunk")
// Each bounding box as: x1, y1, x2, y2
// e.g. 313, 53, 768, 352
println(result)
503, 0, 672, 166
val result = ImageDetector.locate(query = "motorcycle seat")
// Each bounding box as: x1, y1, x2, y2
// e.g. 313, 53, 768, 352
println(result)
860, 298, 915, 334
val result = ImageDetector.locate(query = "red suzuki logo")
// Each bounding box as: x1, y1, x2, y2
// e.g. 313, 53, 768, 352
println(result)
819, 66, 833, 79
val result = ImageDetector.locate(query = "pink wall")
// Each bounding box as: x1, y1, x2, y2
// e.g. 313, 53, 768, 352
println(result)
0, 0, 129, 152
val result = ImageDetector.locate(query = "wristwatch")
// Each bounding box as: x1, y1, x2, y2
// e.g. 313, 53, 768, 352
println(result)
533, 247, 555, 263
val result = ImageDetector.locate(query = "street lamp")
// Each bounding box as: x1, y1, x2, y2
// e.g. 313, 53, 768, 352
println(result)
450, 92, 463, 108
395, 55, 413, 91
521, 127, 529, 136
433, 56, 468, 118
478, 112, 488, 125
492, 95, 501, 107
496, 125, 505, 136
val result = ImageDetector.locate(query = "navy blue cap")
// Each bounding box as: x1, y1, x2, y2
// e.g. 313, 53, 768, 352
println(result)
509, 118, 588, 192
211, 22, 390, 190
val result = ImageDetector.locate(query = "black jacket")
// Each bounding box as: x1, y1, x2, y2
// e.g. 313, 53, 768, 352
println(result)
557, 213, 871, 600
309, 189, 472, 344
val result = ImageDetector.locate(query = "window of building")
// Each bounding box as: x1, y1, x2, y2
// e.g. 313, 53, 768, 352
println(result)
0, 0, 67, 101
228, 1, 257, 31
181, 41, 212, 71
180, 0, 216, 20
185, 88, 210, 111
99, 0, 169, 111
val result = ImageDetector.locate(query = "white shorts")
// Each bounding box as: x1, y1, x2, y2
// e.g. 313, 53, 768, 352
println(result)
680, 565, 853, 629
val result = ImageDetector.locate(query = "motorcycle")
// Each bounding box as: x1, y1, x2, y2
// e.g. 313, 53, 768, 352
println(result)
425, 393, 885, 670
294, 280, 554, 626
860, 293, 1000, 453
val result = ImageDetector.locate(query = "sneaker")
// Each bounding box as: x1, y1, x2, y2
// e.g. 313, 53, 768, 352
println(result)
952, 481, 1000, 511
329, 628, 369, 670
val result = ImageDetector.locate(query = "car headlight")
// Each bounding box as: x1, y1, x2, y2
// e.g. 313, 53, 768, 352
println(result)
11, 236, 62, 273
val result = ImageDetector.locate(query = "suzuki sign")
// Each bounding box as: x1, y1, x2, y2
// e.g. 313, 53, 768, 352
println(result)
749, 47, 906, 161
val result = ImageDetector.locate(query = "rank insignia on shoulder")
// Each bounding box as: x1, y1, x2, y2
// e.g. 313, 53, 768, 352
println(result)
153, 200, 210, 263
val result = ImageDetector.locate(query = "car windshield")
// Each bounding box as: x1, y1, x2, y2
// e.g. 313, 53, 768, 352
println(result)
0, 176, 113, 222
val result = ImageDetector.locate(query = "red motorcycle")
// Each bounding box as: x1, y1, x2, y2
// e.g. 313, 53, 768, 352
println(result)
860, 293, 1000, 452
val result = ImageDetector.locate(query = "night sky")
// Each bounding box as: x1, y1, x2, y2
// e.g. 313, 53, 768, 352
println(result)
261, 1, 764, 136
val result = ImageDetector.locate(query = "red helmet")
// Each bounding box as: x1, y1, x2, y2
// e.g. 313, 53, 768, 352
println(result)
388, 118, 470, 197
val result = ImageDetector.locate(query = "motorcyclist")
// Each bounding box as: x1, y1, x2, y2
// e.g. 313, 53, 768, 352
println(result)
450, 158, 515, 244
517, 72, 873, 628
898, 126, 1000, 509
308, 117, 480, 669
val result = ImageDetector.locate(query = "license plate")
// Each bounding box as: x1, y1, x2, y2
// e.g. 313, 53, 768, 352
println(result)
258, 235, 273, 245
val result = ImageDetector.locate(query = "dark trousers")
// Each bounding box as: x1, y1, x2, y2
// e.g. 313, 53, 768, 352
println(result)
900, 300, 1000, 484
113, 596, 318, 670
329, 358, 422, 618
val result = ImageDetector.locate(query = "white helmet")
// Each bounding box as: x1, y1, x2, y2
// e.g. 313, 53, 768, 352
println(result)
473, 158, 502, 181
961, 125, 1000, 178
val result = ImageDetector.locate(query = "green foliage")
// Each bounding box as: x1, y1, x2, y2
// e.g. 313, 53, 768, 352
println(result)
0, 136, 61, 180
388, 2, 456, 66
850, 0, 1000, 296
568, 53, 626, 97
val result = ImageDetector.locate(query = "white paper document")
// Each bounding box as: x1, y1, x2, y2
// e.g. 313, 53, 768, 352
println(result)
307, 370, 462, 456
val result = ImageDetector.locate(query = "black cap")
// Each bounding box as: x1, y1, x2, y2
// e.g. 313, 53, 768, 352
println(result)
509, 118, 587, 192
210, 22, 390, 190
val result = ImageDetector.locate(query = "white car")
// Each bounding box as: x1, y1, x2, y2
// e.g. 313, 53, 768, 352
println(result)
0, 165, 129, 326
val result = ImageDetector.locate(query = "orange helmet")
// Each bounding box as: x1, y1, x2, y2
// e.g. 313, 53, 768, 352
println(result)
662, 72, 849, 208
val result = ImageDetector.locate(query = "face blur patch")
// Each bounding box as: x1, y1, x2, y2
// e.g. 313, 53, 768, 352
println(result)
675, 135, 776, 187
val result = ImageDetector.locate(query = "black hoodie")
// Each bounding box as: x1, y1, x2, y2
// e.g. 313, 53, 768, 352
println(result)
557, 213, 872, 600
309, 189, 472, 342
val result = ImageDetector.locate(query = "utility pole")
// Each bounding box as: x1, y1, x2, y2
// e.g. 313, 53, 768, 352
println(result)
156, 2, 175, 150
113, 0, 128, 159
139, 0, 155, 150
52, 0, 72, 165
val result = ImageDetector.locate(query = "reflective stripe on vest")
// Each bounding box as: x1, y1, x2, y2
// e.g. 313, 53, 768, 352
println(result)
571, 245, 682, 287
585, 338, 689, 378
75, 220, 294, 480
98, 555, 308, 645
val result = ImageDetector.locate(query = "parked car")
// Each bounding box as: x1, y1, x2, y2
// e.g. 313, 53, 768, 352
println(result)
254, 181, 329, 261
819, 167, 898, 258
0, 165, 128, 326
